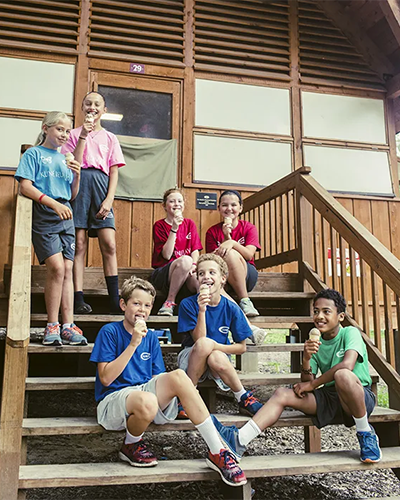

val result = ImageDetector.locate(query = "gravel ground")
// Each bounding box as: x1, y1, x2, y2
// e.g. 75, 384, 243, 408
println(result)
23, 350, 400, 500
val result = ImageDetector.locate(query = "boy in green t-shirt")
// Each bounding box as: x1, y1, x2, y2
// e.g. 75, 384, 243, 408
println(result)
211, 288, 382, 464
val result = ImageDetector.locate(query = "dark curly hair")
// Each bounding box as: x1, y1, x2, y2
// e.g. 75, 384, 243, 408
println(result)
313, 288, 346, 314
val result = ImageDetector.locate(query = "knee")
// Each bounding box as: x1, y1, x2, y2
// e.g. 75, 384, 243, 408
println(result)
334, 368, 353, 387
225, 250, 242, 265
192, 337, 214, 357
101, 239, 117, 258
64, 261, 73, 279
207, 351, 230, 373
271, 387, 293, 405
169, 369, 191, 388
174, 255, 193, 273
130, 392, 158, 422
47, 261, 65, 281
75, 237, 87, 255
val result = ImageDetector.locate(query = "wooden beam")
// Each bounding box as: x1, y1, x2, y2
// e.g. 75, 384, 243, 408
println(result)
315, 0, 394, 80
380, 0, 400, 47
386, 72, 400, 99
254, 249, 299, 270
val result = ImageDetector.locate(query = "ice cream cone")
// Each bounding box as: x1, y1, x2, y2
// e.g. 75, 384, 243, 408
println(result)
65, 152, 74, 164
224, 217, 232, 225
309, 328, 321, 342
199, 284, 210, 297
174, 209, 183, 218
135, 319, 147, 330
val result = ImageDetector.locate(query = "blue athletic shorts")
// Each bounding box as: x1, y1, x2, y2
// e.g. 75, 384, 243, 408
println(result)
71, 168, 115, 237
32, 201, 75, 265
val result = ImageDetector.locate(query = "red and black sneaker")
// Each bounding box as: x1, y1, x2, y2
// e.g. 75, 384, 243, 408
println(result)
176, 401, 189, 419
119, 439, 158, 467
206, 449, 247, 487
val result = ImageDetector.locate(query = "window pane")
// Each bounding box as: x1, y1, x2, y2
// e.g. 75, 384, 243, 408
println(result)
98, 85, 172, 140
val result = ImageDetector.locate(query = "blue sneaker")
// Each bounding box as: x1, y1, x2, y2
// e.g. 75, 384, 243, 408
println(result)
42, 323, 62, 346
61, 324, 88, 346
357, 428, 382, 463
238, 390, 263, 416
211, 414, 246, 461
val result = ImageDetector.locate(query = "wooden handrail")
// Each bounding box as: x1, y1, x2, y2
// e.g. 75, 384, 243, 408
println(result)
298, 174, 400, 298
6, 194, 32, 343
242, 166, 311, 213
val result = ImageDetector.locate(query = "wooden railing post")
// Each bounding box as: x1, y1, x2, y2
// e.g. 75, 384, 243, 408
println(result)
295, 171, 313, 291
0, 194, 32, 500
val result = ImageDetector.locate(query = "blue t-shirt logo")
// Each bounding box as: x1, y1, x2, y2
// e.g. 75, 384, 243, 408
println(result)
141, 352, 151, 361
219, 326, 229, 335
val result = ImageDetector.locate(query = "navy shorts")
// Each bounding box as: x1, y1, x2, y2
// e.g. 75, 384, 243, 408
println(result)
246, 262, 258, 291
151, 262, 172, 293
32, 201, 75, 265
311, 384, 376, 429
72, 168, 115, 238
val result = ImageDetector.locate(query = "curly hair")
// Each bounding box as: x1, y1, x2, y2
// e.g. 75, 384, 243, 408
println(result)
313, 288, 346, 314
197, 253, 229, 279
120, 276, 156, 304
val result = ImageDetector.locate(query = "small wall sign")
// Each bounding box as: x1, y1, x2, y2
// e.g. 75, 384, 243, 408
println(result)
130, 63, 145, 74
196, 192, 217, 210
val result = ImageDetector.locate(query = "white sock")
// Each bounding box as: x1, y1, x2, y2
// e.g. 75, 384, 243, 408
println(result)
125, 430, 143, 444
353, 413, 371, 433
62, 323, 73, 330
195, 416, 224, 455
233, 387, 247, 402
47, 322, 58, 327
238, 419, 262, 447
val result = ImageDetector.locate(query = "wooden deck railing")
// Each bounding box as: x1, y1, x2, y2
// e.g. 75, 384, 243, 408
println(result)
0, 193, 32, 500
242, 167, 400, 408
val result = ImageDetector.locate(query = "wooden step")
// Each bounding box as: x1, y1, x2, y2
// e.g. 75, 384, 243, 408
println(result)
30, 313, 314, 328
22, 407, 400, 436
18, 447, 400, 488
4, 265, 302, 294
27, 342, 306, 354
25, 373, 380, 391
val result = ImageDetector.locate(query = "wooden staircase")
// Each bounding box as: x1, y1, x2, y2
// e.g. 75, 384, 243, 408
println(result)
2, 168, 400, 499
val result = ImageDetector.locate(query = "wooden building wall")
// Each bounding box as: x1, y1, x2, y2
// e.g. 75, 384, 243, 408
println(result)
0, 0, 399, 288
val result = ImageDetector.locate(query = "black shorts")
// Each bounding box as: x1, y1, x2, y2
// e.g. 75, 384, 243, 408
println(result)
246, 262, 258, 291
72, 168, 115, 238
32, 201, 75, 265
311, 384, 376, 429
151, 262, 172, 293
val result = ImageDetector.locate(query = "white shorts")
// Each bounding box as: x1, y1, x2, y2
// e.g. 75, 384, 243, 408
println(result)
97, 373, 179, 431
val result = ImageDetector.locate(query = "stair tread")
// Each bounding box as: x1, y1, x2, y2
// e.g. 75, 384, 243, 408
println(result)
27, 342, 306, 354
22, 407, 400, 436
25, 372, 379, 390
30, 313, 314, 324
19, 447, 400, 488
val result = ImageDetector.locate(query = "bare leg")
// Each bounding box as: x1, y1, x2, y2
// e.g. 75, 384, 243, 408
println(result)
252, 386, 317, 431
125, 391, 158, 436
185, 273, 199, 293
166, 255, 193, 303
97, 228, 118, 276
186, 337, 215, 385
44, 253, 65, 323
60, 258, 74, 324
334, 369, 367, 418
222, 289, 251, 326
224, 250, 248, 300
207, 351, 243, 392
155, 370, 209, 425
73, 229, 87, 292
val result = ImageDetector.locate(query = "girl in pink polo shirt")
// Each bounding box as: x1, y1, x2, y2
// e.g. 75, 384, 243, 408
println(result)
62, 91, 125, 314
206, 190, 261, 318
151, 188, 202, 316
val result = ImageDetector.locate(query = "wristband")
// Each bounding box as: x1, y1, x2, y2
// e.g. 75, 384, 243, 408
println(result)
38, 193, 46, 204
170, 229, 177, 234
192, 262, 197, 267
79, 136, 86, 140
301, 367, 313, 375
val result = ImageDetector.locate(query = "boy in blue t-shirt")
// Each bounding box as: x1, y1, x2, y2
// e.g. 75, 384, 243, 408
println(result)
211, 289, 382, 464
90, 276, 246, 487
177, 254, 262, 417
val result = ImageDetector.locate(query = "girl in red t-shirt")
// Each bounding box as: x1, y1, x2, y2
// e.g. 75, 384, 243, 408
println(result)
151, 188, 202, 315
206, 190, 261, 317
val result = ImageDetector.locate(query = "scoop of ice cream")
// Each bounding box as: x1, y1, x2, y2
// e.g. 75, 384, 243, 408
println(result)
309, 328, 321, 342
224, 217, 232, 225
199, 284, 210, 297
135, 319, 147, 330
174, 209, 183, 218
85, 112, 95, 124
65, 152, 74, 163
